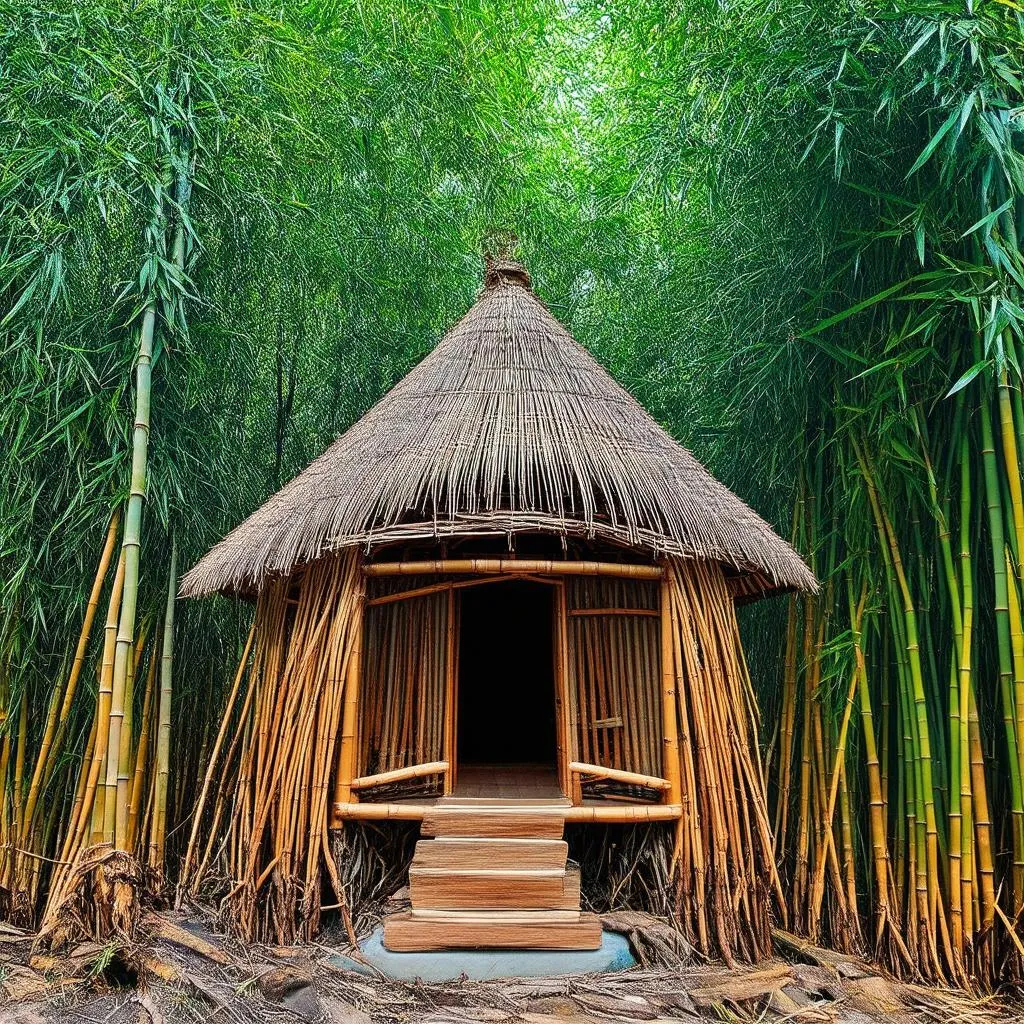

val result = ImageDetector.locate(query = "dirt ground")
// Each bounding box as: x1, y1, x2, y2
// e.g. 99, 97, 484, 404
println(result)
2, 908, 1022, 1024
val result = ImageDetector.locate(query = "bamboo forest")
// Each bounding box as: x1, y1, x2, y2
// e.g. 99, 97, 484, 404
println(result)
5, 0, 1024, 1017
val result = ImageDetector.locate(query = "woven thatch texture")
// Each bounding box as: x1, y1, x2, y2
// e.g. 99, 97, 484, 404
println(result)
182, 260, 814, 598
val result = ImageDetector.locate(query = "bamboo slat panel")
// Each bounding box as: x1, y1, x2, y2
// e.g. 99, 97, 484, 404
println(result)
359, 578, 449, 799
565, 577, 662, 795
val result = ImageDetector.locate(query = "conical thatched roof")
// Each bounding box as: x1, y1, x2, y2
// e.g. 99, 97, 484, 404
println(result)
182, 258, 815, 599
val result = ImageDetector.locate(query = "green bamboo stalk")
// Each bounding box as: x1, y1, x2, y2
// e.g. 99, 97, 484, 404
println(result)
979, 387, 1024, 904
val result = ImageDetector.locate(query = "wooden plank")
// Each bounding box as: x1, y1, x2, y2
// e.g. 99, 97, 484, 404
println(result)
563, 864, 581, 904
412, 838, 568, 871
383, 910, 603, 951
408, 908, 581, 922
409, 867, 575, 910
422, 806, 566, 839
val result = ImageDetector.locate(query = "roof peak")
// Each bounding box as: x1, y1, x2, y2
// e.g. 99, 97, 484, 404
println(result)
483, 255, 532, 290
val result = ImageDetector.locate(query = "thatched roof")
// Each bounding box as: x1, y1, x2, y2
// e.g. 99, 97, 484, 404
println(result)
182, 258, 815, 599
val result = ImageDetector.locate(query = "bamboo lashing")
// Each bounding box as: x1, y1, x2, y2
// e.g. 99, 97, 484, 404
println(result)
351, 761, 449, 790
365, 559, 663, 579
569, 761, 671, 790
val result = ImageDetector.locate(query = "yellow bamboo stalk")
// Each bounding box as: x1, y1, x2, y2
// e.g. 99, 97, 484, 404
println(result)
20, 512, 120, 844
127, 650, 158, 851
86, 549, 127, 846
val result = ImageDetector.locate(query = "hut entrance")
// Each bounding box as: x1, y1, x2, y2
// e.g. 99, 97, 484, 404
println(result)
455, 579, 560, 796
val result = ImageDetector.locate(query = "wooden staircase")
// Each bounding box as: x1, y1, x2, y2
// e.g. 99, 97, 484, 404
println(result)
383, 799, 602, 951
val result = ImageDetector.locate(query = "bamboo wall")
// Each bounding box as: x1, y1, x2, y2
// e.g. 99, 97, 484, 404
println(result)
566, 577, 663, 796
665, 556, 778, 963
177, 551, 363, 944
177, 553, 779, 964
359, 581, 449, 798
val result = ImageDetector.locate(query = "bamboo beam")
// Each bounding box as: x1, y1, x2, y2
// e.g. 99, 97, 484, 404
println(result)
568, 607, 660, 617
330, 801, 683, 825
351, 760, 448, 791
569, 761, 671, 791
364, 559, 663, 580
660, 574, 683, 807
333, 587, 365, 807
366, 573, 560, 608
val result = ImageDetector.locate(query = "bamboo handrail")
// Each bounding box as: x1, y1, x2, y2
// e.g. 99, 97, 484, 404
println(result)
364, 559, 663, 580
569, 760, 672, 791
350, 760, 448, 791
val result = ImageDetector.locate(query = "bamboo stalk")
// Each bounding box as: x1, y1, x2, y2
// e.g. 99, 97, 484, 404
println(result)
149, 542, 176, 874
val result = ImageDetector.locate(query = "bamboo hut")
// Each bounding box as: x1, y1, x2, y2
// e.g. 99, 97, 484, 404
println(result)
180, 257, 815, 958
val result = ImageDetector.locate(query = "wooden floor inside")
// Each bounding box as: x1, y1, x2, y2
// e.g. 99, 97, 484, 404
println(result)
450, 763, 564, 801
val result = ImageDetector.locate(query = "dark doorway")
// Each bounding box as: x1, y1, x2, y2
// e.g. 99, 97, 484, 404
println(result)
457, 580, 557, 767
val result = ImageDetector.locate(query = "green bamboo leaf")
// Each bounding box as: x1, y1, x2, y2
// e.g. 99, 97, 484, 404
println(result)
906, 107, 960, 178
946, 359, 991, 398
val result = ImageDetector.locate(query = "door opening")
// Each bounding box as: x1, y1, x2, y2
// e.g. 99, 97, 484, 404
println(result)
457, 580, 558, 792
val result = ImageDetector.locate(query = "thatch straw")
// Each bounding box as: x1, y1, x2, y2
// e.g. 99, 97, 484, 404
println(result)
182, 258, 815, 599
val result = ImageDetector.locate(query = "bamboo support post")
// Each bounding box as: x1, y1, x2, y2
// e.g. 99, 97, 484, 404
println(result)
660, 574, 683, 808
333, 587, 364, 807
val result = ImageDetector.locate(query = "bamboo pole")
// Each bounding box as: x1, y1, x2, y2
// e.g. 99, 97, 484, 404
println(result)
660, 574, 683, 808
350, 761, 448, 790
333, 583, 364, 808
569, 761, 671, 790
19, 512, 120, 845
148, 542, 176, 873
364, 559, 662, 579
